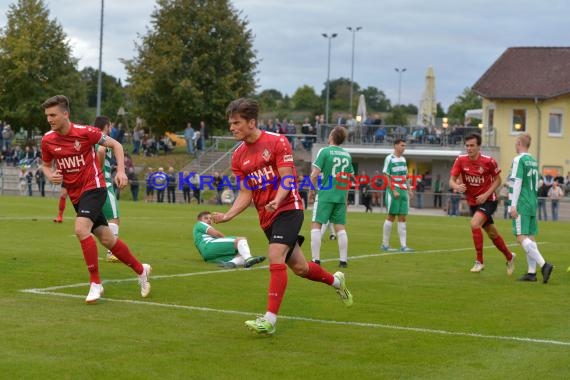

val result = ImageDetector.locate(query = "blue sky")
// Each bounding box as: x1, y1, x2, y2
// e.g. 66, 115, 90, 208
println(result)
1, 0, 569, 109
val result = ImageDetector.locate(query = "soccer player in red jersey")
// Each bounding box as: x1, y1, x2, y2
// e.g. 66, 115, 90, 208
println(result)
212, 98, 352, 335
40, 95, 151, 303
449, 133, 515, 274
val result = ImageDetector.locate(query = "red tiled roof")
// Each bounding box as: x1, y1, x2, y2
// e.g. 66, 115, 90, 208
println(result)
472, 47, 570, 100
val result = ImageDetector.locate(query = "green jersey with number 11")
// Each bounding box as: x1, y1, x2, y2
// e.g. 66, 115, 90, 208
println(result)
313, 145, 354, 203
508, 152, 538, 216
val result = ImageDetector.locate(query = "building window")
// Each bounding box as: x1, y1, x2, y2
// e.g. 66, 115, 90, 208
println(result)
548, 111, 563, 136
512, 109, 526, 132
487, 107, 494, 131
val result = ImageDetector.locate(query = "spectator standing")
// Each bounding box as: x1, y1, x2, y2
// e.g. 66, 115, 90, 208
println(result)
448, 187, 461, 216
182, 172, 191, 203
190, 173, 201, 203
128, 168, 139, 201
537, 179, 549, 220
2, 124, 14, 152
25, 170, 34, 196
167, 166, 177, 203
547, 181, 564, 221
132, 126, 143, 155
156, 167, 165, 203
184, 122, 195, 155
199, 120, 207, 151
212, 171, 223, 205
145, 167, 155, 202
35, 168, 46, 197
415, 178, 425, 209
433, 174, 443, 208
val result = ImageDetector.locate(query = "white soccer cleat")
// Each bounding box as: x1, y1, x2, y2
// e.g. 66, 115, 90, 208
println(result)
138, 263, 152, 298
106, 251, 120, 263
470, 261, 485, 273
85, 282, 104, 304
506, 252, 516, 276
333, 271, 353, 307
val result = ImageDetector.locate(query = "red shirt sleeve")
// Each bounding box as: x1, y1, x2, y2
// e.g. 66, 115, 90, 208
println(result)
274, 135, 295, 168
489, 157, 501, 176
85, 126, 103, 145
41, 137, 52, 164
450, 157, 461, 176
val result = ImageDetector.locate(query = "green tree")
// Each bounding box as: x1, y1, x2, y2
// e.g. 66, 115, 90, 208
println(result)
81, 67, 126, 121
384, 105, 409, 126
124, 0, 257, 135
256, 89, 283, 110
360, 86, 391, 112
436, 102, 446, 118
447, 87, 482, 125
291, 85, 320, 112
0, 0, 87, 134
402, 103, 418, 115
321, 77, 352, 113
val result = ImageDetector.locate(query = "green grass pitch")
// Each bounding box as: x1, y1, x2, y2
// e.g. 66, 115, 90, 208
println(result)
1, 195, 569, 379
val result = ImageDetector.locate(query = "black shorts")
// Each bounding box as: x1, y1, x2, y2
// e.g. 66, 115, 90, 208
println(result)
469, 200, 498, 227
263, 210, 305, 262
73, 188, 108, 232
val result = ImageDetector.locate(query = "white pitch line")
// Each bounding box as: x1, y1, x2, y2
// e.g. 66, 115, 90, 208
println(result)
19, 243, 564, 347
21, 242, 546, 292
20, 288, 570, 347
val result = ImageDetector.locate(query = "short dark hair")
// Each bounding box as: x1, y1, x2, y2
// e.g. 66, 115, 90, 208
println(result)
226, 98, 259, 121
42, 95, 70, 113
329, 126, 347, 145
465, 133, 482, 146
394, 138, 406, 145
197, 211, 211, 220
93, 116, 111, 130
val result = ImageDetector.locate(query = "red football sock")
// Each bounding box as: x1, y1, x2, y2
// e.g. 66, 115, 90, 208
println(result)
267, 263, 288, 315
58, 195, 66, 217
304, 261, 334, 285
110, 239, 144, 274
492, 235, 513, 260
80, 236, 100, 284
471, 228, 484, 263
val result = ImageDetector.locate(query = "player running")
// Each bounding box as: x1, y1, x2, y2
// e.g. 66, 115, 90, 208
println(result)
449, 133, 515, 274
40, 95, 151, 303
212, 98, 352, 335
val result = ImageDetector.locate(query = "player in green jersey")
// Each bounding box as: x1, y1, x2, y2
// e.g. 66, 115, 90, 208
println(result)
94, 116, 121, 262
193, 211, 265, 268
309, 126, 354, 267
509, 133, 553, 283
381, 139, 414, 252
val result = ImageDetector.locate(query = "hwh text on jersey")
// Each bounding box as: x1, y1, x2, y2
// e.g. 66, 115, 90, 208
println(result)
57, 155, 86, 170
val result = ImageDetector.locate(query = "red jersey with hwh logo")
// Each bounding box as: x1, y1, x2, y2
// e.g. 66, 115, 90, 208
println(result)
41, 123, 105, 204
450, 153, 501, 206
232, 130, 303, 230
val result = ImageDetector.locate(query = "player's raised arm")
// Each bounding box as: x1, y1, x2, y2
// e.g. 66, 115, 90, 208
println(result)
213, 182, 253, 224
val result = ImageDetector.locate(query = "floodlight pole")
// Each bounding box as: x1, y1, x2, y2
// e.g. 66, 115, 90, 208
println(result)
347, 26, 362, 115
322, 32, 338, 125
96, 0, 104, 116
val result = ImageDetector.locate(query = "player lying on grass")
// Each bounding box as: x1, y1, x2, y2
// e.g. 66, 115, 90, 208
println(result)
193, 211, 265, 268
